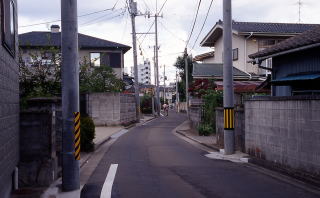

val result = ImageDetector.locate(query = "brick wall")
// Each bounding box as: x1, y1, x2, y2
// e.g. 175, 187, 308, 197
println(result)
0, 0, 19, 196
245, 96, 320, 183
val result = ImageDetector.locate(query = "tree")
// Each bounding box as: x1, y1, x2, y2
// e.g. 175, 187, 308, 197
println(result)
174, 55, 193, 102
19, 47, 125, 107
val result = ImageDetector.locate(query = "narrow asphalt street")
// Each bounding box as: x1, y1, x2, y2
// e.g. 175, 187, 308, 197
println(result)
81, 112, 318, 198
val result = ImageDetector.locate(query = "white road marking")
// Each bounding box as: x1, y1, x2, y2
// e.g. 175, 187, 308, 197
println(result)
100, 164, 118, 198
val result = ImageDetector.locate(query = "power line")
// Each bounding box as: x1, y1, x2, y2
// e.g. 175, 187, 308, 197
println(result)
158, 0, 168, 14
121, 10, 130, 40
19, 0, 122, 28
191, 0, 213, 50
80, 8, 126, 26
159, 20, 186, 43
142, 0, 151, 11
138, 21, 155, 44
158, 51, 184, 58
19, 7, 119, 28
185, 0, 202, 49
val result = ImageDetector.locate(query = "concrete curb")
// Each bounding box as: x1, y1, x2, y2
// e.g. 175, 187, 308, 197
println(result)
175, 130, 220, 152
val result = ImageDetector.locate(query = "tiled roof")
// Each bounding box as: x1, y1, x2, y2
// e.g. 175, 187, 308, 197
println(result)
228, 21, 318, 34
19, 31, 131, 52
193, 51, 214, 62
215, 81, 268, 93
192, 63, 250, 79
200, 20, 319, 46
249, 26, 320, 59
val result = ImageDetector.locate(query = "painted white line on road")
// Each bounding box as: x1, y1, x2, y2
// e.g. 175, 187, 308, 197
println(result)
100, 164, 118, 198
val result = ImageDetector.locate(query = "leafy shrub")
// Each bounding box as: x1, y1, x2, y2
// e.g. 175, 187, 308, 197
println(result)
199, 90, 223, 134
80, 116, 95, 152
140, 95, 152, 114
198, 123, 213, 136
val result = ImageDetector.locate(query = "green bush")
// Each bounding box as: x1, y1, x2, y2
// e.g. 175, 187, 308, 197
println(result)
80, 116, 95, 152
200, 90, 223, 134
198, 123, 213, 136
140, 95, 153, 114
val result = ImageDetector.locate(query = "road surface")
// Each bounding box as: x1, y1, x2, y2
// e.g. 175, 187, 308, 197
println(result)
81, 112, 318, 198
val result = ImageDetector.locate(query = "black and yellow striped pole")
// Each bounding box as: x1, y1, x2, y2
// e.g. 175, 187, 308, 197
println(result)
74, 112, 80, 160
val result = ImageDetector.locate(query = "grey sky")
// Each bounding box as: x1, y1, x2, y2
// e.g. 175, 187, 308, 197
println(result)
18, 0, 320, 83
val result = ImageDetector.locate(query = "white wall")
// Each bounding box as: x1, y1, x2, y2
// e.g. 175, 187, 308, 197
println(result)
201, 33, 260, 75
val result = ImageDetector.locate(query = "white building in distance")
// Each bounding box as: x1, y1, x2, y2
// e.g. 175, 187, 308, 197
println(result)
131, 59, 151, 85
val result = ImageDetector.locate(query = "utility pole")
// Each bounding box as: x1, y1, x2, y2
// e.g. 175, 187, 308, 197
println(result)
155, 15, 161, 116
163, 65, 166, 104
61, 0, 80, 191
176, 70, 180, 112
129, 0, 140, 122
153, 46, 158, 115
184, 48, 189, 117
223, 0, 235, 155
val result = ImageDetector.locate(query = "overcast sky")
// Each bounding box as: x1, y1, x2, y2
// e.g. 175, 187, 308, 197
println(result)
18, 0, 320, 84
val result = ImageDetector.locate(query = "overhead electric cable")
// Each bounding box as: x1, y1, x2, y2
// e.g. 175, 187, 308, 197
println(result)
185, 0, 202, 49
159, 21, 186, 43
80, 8, 125, 26
191, 0, 213, 50
19, 1, 120, 28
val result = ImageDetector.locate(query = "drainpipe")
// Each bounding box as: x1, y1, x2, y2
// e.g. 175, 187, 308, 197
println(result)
244, 32, 254, 74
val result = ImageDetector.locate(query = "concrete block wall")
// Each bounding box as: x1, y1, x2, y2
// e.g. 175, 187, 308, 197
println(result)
19, 112, 58, 187
88, 93, 121, 126
245, 96, 320, 177
189, 98, 203, 129
120, 94, 136, 125
0, 0, 19, 196
87, 93, 136, 126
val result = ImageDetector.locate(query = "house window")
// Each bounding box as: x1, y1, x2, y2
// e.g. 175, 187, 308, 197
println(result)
90, 52, 121, 68
258, 39, 283, 51
90, 53, 101, 67
232, 48, 238, 61
2, 0, 16, 56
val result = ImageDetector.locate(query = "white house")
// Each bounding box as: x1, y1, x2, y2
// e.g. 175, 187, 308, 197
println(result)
197, 20, 319, 76
19, 25, 131, 79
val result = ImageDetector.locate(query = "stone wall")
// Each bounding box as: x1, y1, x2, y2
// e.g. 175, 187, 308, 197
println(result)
0, 0, 19, 196
245, 96, 320, 184
19, 98, 61, 188
120, 94, 137, 125
189, 99, 203, 129
216, 107, 245, 151
86, 93, 136, 126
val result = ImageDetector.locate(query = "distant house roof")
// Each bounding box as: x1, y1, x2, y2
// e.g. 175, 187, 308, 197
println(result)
192, 63, 250, 80
249, 26, 320, 60
215, 81, 269, 93
200, 20, 319, 47
19, 31, 131, 53
193, 51, 214, 62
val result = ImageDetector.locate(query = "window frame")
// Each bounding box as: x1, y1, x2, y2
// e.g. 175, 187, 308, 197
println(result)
1, 0, 16, 57
232, 48, 239, 61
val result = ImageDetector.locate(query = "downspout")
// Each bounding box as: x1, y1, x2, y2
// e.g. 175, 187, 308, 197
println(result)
244, 32, 253, 78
